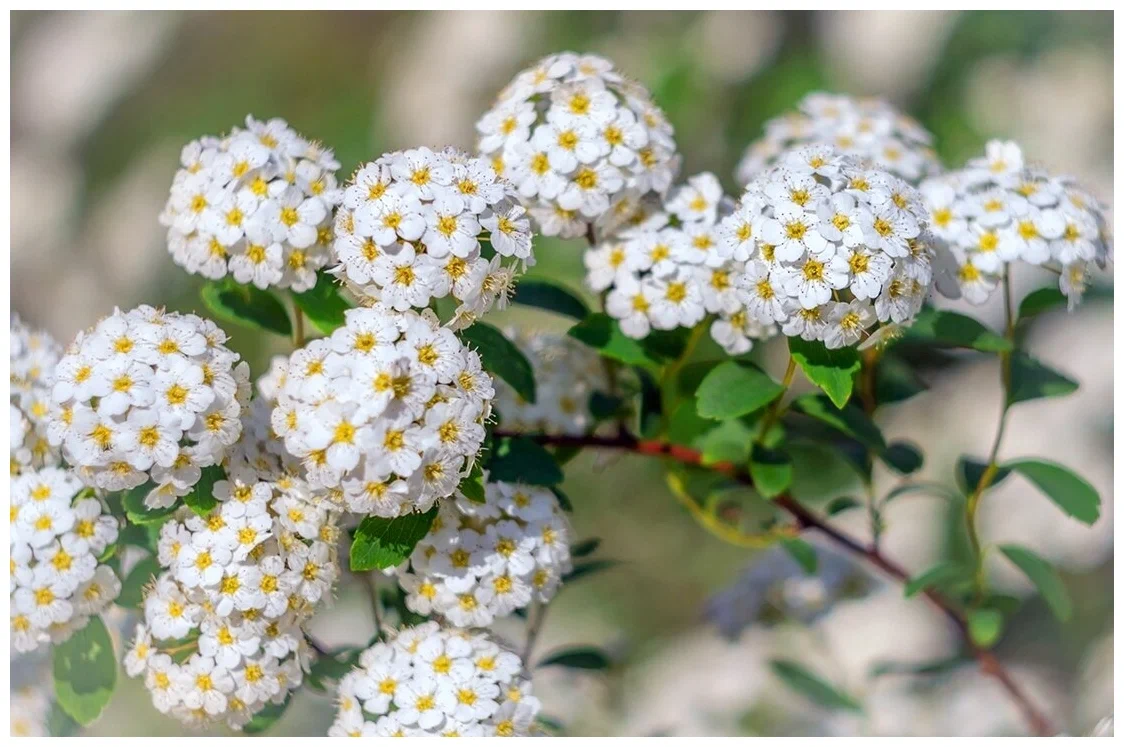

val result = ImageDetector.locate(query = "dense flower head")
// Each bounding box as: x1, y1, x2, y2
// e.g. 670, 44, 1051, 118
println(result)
11, 315, 64, 475
160, 115, 342, 291
393, 478, 572, 627
716, 146, 942, 348
476, 51, 680, 239
331, 146, 534, 329
10, 466, 120, 652
493, 329, 609, 436
586, 172, 776, 355
272, 305, 493, 517
330, 622, 540, 737
920, 140, 1112, 307
736, 92, 942, 187
125, 471, 341, 730
47, 306, 250, 496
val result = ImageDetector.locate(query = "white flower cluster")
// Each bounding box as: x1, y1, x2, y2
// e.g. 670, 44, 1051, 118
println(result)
493, 329, 608, 436
126, 472, 341, 730
11, 315, 63, 475
272, 305, 493, 518
736, 92, 942, 187
160, 115, 342, 291
10, 467, 120, 652
586, 172, 775, 355
477, 51, 679, 239
331, 622, 540, 737
920, 140, 1112, 306
48, 306, 250, 497
395, 479, 572, 627
715, 146, 938, 348
331, 147, 534, 329
10, 686, 52, 737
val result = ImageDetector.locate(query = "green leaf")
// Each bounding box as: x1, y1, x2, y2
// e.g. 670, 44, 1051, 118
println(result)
1006, 352, 1078, 406
307, 650, 361, 693
512, 279, 589, 320
787, 337, 860, 408
967, 608, 1004, 648
589, 391, 626, 421
121, 482, 175, 525
349, 505, 439, 572
750, 444, 793, 499
53, 616, 117, 725
562, 559, 619, 585
1017, 287, 1066, 321
882, 441, 924, 475
956, 456, 1011, 495
875, 356, 928, 404
697, 419, 754, 466
667, 397, 713, 447
1005, 458, 1100, 525
825, 496, 861, 515
458, 322, 536, 404
571, 538, 601, 558
200, 278, 292, 337
998, 545, 1073, 621
769, 659, 862, 713
292, 271, 351, 335
549, 486, 573, 512
488, 437, 563, 485
882, 482, 961, 505
457, 462, 486, 504
904, 562, 971, 597
182, 464, 225, 516
567, 313, 660, 368
780, 538, 818, 574
695, 361, 784, 420
904, 308, 1012, 352
117, 555, 162, 609
792, 394, 887, 451
243, 695, 291, 734
47, 700, 82, 736
538, 646, 611, 670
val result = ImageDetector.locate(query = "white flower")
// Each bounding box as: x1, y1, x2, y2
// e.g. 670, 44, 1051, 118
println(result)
329, 624, 540, 737
160, 116, 341, 289
10, 316, 64, 475
477, 52, 679, 237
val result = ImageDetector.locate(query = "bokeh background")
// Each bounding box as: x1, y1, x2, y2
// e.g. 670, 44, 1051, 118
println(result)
9, 10, 1113, 736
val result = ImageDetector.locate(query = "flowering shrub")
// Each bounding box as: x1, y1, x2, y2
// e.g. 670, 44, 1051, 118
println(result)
11, 50, 1111, 738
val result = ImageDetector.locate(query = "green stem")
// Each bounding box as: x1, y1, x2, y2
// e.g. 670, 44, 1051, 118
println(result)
293, 304, 306, 349
363, 573, 385, 637
965, 271, 1016, 597
755, 355, 797, 444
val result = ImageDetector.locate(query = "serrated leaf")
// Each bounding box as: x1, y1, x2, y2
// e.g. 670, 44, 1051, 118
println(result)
200, 278, 291, 337
458, 322, 536, 404
1005, 458, 1100, 525
956, 456, 1012, 495
780, 538, 818, 574
243, 695, 291, 734
904, 562, 971, 597
457, 462, 486, 504
488, 437, 563, 485
571, 538, 601, 558
904, 308, 1011, 352
512, 278, 589, 320
750, 444, 793, 499
182, 464, 225, 516
350, 505, 439, 572
1006, 352, 1078, 406
538, 646, 611, 670
695, 361, 784, 420
967, 608, 1003, 648
788, 337, 860, 408
53, 616, 117, 725
567, 313, 660, 368
882, 441, 924, 474
292, 271, 351, 335
998, 545, 1072, 621
117, 555, 162, 609
793, 394, 887, 451
769, 659, 862, 713
1017, 286, 1066, 321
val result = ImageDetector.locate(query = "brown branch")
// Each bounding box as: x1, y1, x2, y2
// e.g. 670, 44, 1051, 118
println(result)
496, 428, 1055, 736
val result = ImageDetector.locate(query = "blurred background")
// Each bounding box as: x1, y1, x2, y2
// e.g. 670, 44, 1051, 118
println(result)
9, 10, 1113, 736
